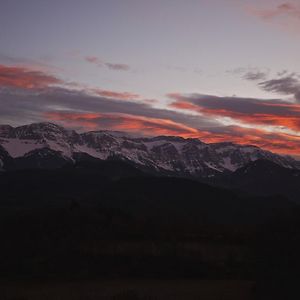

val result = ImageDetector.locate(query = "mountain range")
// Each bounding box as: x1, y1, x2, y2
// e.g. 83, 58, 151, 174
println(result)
0, 122, 299, 175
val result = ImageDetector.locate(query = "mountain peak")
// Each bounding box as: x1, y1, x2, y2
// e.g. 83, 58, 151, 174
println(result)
10, 122, 72, 140
16, 122, 65, 132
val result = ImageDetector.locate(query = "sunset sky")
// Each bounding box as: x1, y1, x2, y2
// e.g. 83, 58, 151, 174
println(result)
0, 0, 300, 157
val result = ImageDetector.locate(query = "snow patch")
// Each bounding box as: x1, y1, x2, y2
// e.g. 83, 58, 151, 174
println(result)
0, 138, 45, 158
221, 157, 238, 171
73, 144, 108, 159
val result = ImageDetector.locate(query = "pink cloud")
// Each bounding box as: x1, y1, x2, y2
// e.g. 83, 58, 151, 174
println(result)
93, 89, 140, 100
85, 56, 102, 66
0, 64, 62, 89
248, 2, 300, 32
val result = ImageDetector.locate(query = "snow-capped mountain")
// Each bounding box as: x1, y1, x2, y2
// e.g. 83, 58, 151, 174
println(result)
0, 122, 299, 175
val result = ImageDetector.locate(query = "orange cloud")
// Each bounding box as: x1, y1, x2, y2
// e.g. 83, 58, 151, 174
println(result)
45, 111, 199, 137
45, 111, 300, 156
200, 108, 300, 132
0, 64, 62, 89
169, 95, 300, 132
93, 89, 140, 100
169, 100, 198, 110
195, 126, 300, 156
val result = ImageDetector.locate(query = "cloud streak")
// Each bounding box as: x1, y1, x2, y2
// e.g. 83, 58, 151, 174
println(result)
85, 56, 130, 71
104, 63, 130, 71
169, 93, 300, 133
92, 89, 140, 100
195, 125, 300, 156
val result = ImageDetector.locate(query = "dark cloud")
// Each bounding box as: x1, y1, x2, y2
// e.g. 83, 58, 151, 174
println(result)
259, 74, 300, 102
104, 63, 130, 71
243, 71, 268, 81
277, 70, 289, 77
235, 67, 300, 102
227, 67, 269, 81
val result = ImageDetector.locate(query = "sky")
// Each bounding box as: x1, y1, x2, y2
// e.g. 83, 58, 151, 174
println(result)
0, 0, 300, 157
